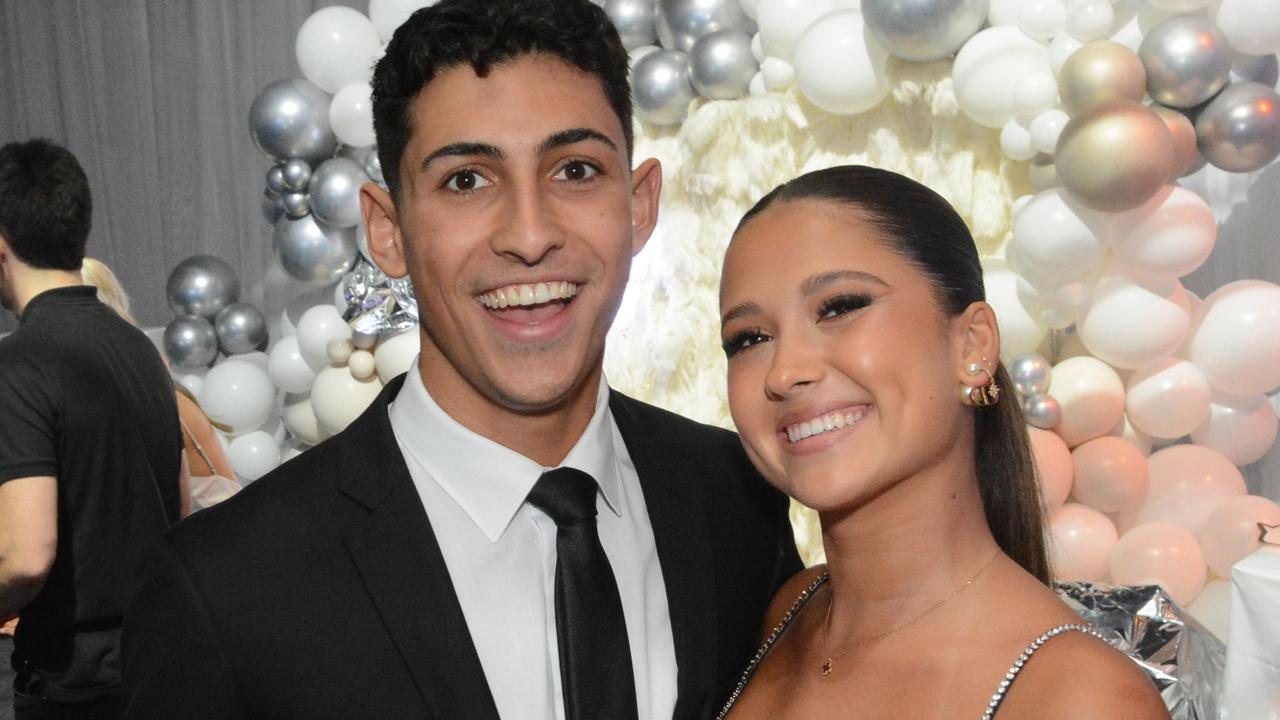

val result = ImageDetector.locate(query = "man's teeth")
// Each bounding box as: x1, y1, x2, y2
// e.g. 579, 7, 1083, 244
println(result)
785, 409, 866, 443
479, 282, 578, 309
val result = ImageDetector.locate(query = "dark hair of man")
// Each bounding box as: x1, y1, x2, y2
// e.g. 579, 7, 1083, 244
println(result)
0, 138, 92, 270
737, 165, 1052, 585
370, 0, 633, 200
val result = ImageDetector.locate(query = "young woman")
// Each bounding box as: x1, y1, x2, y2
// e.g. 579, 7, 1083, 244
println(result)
716, 166, 1168, 719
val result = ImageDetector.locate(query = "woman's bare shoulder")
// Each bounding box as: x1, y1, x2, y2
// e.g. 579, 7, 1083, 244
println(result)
758, 564, 827, 639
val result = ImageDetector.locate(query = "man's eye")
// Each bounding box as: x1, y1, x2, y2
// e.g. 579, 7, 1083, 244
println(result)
555, 161, 600, 182
722, 329, 771, 358
444, 170, 491, 192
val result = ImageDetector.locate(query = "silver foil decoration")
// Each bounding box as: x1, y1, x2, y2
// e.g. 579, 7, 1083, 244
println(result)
339, 258, 419, 335
1056, 581, 1225, 720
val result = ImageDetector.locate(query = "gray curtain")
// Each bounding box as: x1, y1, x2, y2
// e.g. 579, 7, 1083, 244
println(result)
0, 0, 360, 334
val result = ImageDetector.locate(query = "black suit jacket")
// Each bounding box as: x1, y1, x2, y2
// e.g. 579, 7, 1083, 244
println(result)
121, 375, 800, 719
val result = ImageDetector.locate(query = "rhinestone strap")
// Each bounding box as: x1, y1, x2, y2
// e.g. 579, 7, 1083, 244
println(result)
981, 623, 1110, 720
715, 572, 831, 720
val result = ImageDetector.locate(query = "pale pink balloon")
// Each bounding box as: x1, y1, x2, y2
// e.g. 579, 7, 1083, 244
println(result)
1131, 444, 1247, 535
1071, 436, 1149, 513
1110, 522, 1207, 606
1048, 356, 1126, 447
1030, 426, 1073, 511
1125, 358, 1212, 439
1191, 391, 1279, 466
1198, 495, 1280, 578
1049, 503, 1119, 581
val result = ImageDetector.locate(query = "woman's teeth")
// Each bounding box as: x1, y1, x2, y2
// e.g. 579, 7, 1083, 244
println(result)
785, 408, 866, 443
479, 282, 578, 309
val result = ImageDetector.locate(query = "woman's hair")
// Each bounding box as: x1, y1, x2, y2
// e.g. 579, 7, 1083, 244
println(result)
175, 383, 233, 434
81, 257, 138, 326
737, 165, 1050, 585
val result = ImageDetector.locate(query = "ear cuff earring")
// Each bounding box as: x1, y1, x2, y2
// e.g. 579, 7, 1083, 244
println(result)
961, 360, 1000, 407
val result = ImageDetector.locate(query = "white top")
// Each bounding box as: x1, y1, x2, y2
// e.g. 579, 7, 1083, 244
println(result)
388, 364, 678, 720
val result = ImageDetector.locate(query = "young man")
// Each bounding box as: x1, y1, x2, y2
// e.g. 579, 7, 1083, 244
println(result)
0, 139, 184, 718
121, 2, 799, 718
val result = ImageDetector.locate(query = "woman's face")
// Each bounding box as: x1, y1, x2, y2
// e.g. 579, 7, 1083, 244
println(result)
720, 199, 975, 512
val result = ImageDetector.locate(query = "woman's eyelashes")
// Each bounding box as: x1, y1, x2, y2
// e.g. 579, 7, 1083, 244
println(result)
818, 293, 873, 320
722, 327, 771, 357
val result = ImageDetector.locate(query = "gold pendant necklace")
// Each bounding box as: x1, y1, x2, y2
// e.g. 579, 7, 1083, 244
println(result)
819, 548, 1000, 678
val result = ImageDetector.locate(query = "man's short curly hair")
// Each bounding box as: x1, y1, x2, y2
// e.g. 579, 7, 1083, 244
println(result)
371, 0, 633, 199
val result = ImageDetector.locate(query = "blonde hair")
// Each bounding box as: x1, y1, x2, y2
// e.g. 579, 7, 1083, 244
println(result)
81, 257, 138, 325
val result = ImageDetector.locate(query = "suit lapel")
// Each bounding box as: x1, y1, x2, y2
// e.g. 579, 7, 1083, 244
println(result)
610, 392, 719, 720
338, 376, 501, 720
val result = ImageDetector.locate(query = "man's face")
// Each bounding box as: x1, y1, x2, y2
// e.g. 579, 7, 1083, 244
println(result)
363, 54, 660, 431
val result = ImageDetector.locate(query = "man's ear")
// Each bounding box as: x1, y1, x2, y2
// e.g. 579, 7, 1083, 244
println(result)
629, 158, 662, 256
360, 182, 408, 278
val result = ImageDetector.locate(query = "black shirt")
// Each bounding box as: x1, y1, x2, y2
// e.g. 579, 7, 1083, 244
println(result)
0, 286, 182, 701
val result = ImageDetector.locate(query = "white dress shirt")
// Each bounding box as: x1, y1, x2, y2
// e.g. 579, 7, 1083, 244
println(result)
388, 365, 678, 720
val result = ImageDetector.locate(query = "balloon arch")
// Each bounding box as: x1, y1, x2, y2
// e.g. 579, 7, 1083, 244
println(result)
158, 0, 1280, 636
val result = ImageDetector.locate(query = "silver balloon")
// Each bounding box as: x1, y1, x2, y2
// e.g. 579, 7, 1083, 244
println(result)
282, 158, 312, 191
361, 147, 385, 186
1021, 393, 1062, 430
862, 0, 987, 62
163, 315, 219, 370
1232, 53, 1279, 87
606, 0, 658, 51
166, 255, 240, 321
262, 189, 285, 225
1196, 81, 1280, 173
308, 157, 366, 229
1009, 352, 1053, 396
266, 165, 288, 195
632, 49, 698, 125
282, 191, 311, 218
248, 78, 337, 165
273, 214, 359, 283
690, 30, 757, 99
1139, 16, 1232, 109
656, 0, 755, 54
214, 302, 268, 355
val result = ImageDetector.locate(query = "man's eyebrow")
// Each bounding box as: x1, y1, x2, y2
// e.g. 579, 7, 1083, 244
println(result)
420, 142, 505, 172
720, 300, 763, 328
537, 128, 618, 155
800, 270, 888, 296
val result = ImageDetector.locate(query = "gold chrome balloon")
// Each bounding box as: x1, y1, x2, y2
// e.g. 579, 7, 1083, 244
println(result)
1056, 99, 1174, 212
1058, 41, 1146, 114
1151, 106, 1200, 179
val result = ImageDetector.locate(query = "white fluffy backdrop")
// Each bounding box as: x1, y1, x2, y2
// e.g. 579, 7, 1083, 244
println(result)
605, 61, 1026, 564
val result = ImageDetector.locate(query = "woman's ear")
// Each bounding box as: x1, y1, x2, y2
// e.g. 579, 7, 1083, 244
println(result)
360, 182, 408, 278
955, 301, 1001, 388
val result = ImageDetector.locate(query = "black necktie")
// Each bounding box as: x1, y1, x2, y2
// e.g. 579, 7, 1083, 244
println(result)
526, 467, 639, 720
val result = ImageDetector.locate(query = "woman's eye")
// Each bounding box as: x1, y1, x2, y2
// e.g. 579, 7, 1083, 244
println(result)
722, 329, 771, 357
818, 294, 872, 320
443, 169, 491, 192
555, 160, 600, 182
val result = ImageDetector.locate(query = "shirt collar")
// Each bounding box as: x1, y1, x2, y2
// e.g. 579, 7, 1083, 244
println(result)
389, 361, 622, 543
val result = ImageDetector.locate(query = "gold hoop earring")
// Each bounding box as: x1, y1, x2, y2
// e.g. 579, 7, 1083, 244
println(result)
960, 364, 1000, 407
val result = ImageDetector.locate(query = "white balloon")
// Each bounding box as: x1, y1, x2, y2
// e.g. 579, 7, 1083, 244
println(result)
1149, 0, 1208, 10
311, 365, 384, 435
1065, 0, 1114, 42
793, 11, 892, 116
756, 0, 838, 60
296, 304, 353, 370
1109, 186, 1216, 283
368, 0, 436, 43
296, 7, 383, 94
329, 83, 376, 148
1019, 0, 1067, 40
1109, 1, 1172, 52
348, 349, 377, 380
1185, 578, 1231, 641
1108, 412, 1154, 456
199, 360, 277, 435
281, 443, 306, 462
1001, 119, 1037, 160
1049, 503, 1118, 581
268, 335, 318, 394
1050, 32, 1084, 75
1049, 356, 1126, 447
1029, 108, 1070, 154
1079, 275, 1191, 370
173, 365, 208, 398
227, 431, 282, 483
1125, 358, 1212, 439
1013, 70, 1059, 120
374, 330, 421, 383
283, 397, 324, 446
1009, 188, 1107, 284
954, 27, 1054, 128
760, 57, 796, 91
740, 0, 765, 20
749, 71, 768, 96
750, 32, 766, 62
1187, 280, 1280, 396
983, 261, 1049, 359
1209, 0, 1280, 56
1191, 390, 1280, 466
989, 0, 1023, 27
